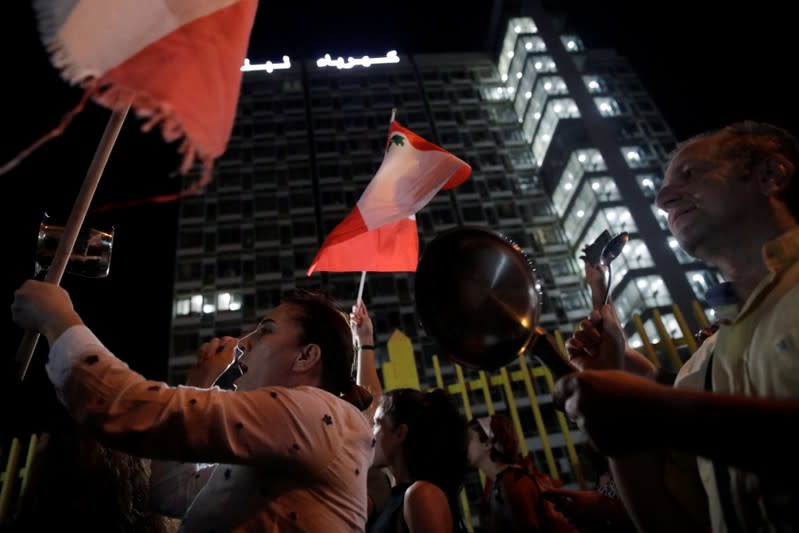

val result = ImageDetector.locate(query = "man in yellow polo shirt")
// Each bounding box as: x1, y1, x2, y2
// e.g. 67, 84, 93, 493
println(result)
556, 121, 799, 532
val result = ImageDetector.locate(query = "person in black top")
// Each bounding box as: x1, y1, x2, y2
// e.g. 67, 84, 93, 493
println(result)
369, 388, 468, 533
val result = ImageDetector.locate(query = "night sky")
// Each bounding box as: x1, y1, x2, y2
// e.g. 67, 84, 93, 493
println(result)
0, 1, 796, 434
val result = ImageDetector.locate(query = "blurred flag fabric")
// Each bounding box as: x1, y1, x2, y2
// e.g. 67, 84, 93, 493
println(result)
1, 0, 258, 201
307, 120, 472, 275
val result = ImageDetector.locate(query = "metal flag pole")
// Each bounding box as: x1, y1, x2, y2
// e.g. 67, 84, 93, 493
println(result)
16, 103, 131, 380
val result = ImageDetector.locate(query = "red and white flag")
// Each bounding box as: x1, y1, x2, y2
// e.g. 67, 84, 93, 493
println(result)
3, 0, 258, 199
307, 120, 472, 275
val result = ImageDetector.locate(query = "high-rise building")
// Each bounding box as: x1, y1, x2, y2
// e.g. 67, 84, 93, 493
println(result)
166, 4, 716, 502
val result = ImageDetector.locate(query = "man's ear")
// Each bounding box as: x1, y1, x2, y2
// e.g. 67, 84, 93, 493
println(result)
760, 156, 794, 195
293, 343, 322, 373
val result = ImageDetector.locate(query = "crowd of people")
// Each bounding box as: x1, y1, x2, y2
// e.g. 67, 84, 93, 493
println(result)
7, 120, 799, 531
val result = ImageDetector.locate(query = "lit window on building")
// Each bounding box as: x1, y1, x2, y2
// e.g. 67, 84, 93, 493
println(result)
514, 58, 545, 116
553, 168, 579, 217
624, 147, 643, 167
499, 17, 539, 79
595, 97, 621, 117
500, 127, 525, 144
628, 331, 644, 350
621, 145, 659, 169
576, 148, 606, 171
563, 185, 598, 241
175, 294, 203, 317
508, 148, 536, 168
636, 173, 661, 198
559, 288, 590, 311
517, 172, 541, 193
202, 295, 217, 314
532, 98, 580, 163
522, 35, 547, 53
560, 35, 584, 52
532, 222, 567, 247
552, 149, 605, 217
668, 236, 695, 264
549, 256, 579, 278
686, 270, 725, 299
652, 205, 669, 230
175, 297, 191, 317
522, 76, 567, 141
532, 56, 557, 73
614, 275, 671, 319
217, 292, 243, 312
589, 177, 620, 202
600, 206, 637, 235
481, 86, 512, 102
541, 76, 567, 95
582, 75, 606, 94
626, 239, 654, 269
487, 103, 518, 124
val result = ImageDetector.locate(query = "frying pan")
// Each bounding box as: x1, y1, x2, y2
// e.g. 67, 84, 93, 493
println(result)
415, 226, 575, 378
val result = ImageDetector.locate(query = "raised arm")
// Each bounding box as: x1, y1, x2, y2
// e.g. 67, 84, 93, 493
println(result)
555, 369, 799, 528
149, 336, 238, 516
11, 280, 352, 470
351, 300, 382, 422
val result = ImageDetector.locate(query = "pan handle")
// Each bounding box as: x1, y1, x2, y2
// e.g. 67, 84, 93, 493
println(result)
529, 326, 576, 380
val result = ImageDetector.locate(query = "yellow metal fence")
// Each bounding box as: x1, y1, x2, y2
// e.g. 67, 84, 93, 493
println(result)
381, 302, 708, 531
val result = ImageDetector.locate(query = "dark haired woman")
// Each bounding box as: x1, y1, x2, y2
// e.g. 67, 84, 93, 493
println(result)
368, 388, 468, 533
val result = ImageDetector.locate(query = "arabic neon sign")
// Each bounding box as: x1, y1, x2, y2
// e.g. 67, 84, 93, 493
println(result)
316, 50, 400, 70
240, 56, 292, 73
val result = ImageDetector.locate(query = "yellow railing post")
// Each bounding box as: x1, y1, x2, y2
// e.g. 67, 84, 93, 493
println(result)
0, 437, 22, 524
632, 313, 660, 366
672, 304, 698, 354
652, 309, 683, 370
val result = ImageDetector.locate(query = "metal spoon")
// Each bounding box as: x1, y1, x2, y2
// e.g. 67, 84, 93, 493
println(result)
600, 232, 630, 305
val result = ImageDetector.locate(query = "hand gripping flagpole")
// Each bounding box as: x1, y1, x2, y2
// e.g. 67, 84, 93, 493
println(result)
16, 102, 132, 381
355, 107, 398, 308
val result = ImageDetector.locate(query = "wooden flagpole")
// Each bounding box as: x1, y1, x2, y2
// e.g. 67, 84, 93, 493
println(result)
16, 103, 131, 380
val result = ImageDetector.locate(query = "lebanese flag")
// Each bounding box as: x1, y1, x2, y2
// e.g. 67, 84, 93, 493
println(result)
2, 0, 257, 198
307, 121, 471, 275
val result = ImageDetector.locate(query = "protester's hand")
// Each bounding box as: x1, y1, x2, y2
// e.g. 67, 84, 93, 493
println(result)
542, 487, 633, 530
186, 337, 238, 388
565, 304, 626, 371
542, 487, 615, 523
554, 370, 670, 455
581, 257, 608, 309
11, 280, 83, 343
350, 300, 374, 346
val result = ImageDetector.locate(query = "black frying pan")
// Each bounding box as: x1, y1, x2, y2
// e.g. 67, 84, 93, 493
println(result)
415, 226, 575, 378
